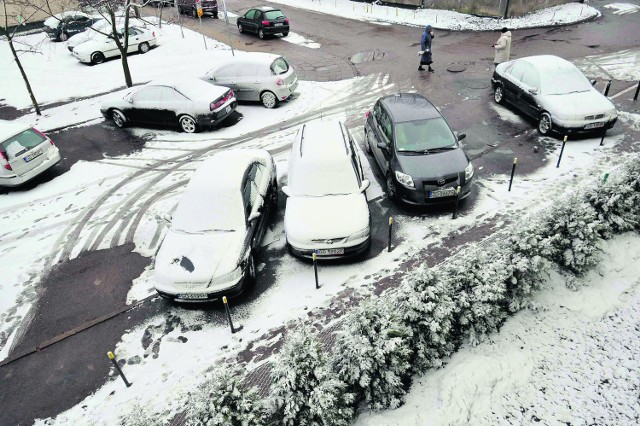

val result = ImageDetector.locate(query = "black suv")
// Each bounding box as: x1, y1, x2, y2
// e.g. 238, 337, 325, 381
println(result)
364, 93, 474, 205
177, 0, 218, 18
237, 6, 289, 39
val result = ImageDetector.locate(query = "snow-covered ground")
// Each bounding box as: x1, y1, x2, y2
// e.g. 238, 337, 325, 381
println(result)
269, 0, 600, 31
2, 4, 640, 425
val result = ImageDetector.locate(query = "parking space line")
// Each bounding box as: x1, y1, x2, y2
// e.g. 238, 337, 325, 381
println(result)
610, 83, 640, 99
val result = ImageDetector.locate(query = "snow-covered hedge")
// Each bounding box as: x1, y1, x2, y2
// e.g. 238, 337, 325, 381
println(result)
120, 155, 640, 425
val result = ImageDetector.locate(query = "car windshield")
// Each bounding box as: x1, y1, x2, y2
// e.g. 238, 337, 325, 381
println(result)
271, 57, 289, 75
541, 66, 592, 95
395, 118, 457, 153
1, 129, 47, 159
264, 10, 285, 19
289, 163, 360, 197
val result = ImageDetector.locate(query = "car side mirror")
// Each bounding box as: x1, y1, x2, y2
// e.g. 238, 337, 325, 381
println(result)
360, 179, 370, 193
528, 87, 539, 95
161, 212, 172, 223
126, 96, 133, 103
282, 185, 291, 197
457, 132, 466, 141
377, 142, 388, 151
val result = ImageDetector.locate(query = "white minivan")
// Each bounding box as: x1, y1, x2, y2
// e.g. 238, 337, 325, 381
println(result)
282, 120, 371, 259
0, 120, 61, 187
202, 52, 298, 109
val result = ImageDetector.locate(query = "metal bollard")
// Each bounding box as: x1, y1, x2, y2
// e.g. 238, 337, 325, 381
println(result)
556, 135, 568, 168
313, 251, 320, 289
603, 80, 612, 97
633, 81, 640, 102
508, 157, 518, 192
599, 132, 606, 146
108, 351, 131, 387
452, 186, 461, 219
222, 296, 241, 334
388, 217, 393, 252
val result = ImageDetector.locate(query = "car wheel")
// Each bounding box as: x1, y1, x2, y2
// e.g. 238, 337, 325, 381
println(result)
60, 32, 69, 42
494, 85, 504, 104
178, 6, 183, 14
386, 173, 397, 200
538, 112, 552, 135
364, 128, 372, 154
91, 51, 105, 65
247, 253, 256, 282
139, 42, 150, 54
191, 7, 197, 18
282, 31, 289, 37
238, 23, 244, 33
258, 28, 265, 39
179, 115, 197, 133
261, 91, 277, 109
213, 12, 218, 19
111, 109, 127, 128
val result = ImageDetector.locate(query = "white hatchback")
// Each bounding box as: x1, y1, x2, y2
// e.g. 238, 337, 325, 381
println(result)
72, 26, 156, 65
283, 120, 371, 259
0, 120, 61, 187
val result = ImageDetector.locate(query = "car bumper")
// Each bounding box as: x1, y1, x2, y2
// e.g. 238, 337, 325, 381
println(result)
72, 50, 91, 63
395, 179, 473, 206
197, 99, 238, 127
287, 237, 371, 260
275, 79, 298, 101
0, 148, 61, 187
154, 268, 248, 303
552, 116, 618, 135
263, 25, 289, 34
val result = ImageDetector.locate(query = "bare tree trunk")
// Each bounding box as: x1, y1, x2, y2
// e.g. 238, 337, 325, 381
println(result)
107, 7, 133, 87
5, 33, 41, 115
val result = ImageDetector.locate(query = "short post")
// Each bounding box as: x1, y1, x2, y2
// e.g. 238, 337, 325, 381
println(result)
222, 296, 241, 333
602, 172, 609, 183
452, 186, 461, 219
633, 81, 640, 102
107, 351, 131, 387
387, 217, 393, 252
591, 79, 597, 86
599, 131, 606, 146
556, 135, 568, 168
508, 157, 518, 191
603, 80, 612, 97
313, 251, 320, 289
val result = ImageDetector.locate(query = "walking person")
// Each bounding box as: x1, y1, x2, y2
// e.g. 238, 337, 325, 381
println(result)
418, 25, 435, 72
493, 27, 512, 68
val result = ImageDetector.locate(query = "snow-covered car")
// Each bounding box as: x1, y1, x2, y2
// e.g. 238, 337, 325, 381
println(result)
282, 120, 371, 259
154, 149, 278, 302
66, 18, 150, 53
71, 26, 156, 65
0, 120, 61, 187
100, 78, 237, 133
202, 52, 298, 108
43, 11, 100, 42
491, 55, 618, 136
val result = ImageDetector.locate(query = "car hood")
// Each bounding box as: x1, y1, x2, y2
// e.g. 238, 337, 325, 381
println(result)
154, 229, 244, 284
539, 90, 616, 118
396, 147, 468, 179
284, 193, 369, 240
73, 39, 105, 53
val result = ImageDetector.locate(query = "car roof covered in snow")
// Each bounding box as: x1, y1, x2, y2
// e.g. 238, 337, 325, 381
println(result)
0, 120, 33, 141
380, 93, 441, 123
171, 149, 272, 232
518, 55, 575, 72
146, 78, 228, 101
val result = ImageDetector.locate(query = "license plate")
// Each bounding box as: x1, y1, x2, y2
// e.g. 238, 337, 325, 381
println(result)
225, 105, 231, 114
585, 122, 605, 129
177, 293, 208, 300
317, 248, 344, 255
24, 149, 43, 163
275, 23, 283, 27
429, 188, 456, 198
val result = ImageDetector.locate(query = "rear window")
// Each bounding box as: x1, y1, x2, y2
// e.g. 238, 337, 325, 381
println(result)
264, 10, 285, 20
1, 129, 47, 159
270, 57, 289, 75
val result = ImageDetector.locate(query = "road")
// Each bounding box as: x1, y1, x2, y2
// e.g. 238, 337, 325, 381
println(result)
1, 0, 640, 424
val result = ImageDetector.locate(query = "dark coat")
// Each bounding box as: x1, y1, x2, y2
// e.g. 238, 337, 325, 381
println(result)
420, 25, 433, 65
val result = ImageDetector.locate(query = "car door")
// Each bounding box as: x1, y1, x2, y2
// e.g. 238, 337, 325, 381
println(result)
503, 61, 527, 107
518, 64, 542, 119
242, 169, 264, 251
240, 10, 257, 32
102, 34, 120, 58
236, 63, 259, 100
211, 64, 241, 98
249, 162, 271, 242
250, 10, 263, 33
67, 15, 90, 36
129, 86, 165, 123
125, 27, 141, 53
371, 104, 393, 175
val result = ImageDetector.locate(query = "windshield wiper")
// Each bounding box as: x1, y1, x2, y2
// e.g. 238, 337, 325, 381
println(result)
424, 146, 456, 153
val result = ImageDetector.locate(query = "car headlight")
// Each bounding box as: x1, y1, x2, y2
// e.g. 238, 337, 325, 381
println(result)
395, 170, 414, 188
346, 225, 370, 242
209, 265, 243, 286
465, 162, 474, 181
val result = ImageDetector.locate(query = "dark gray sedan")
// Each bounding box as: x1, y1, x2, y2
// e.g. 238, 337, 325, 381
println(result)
364, 93, 474, 205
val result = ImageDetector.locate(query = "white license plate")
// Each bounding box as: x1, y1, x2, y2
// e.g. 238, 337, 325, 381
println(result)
275, 23, 283, 27
429, 188, 456, 198
178, 293, 208, 300
225, 105, 231, 114
317, 248, 344, 255
24, 149, 43, 163
585, 122, 605, 129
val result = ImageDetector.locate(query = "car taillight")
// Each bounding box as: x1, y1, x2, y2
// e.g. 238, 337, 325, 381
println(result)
262, 20, 269, 26
284, 19, 289, 24
0, 151, 11, 171
276, 78, 284, 86
366, 111, 371, 118
152, 31, 156, 37
210, 90, 234, 111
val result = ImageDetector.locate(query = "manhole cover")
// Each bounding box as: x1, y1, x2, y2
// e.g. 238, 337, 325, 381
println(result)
350, 50, 386, 64
447, 65, 467, 73
466, 81, 490, 89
